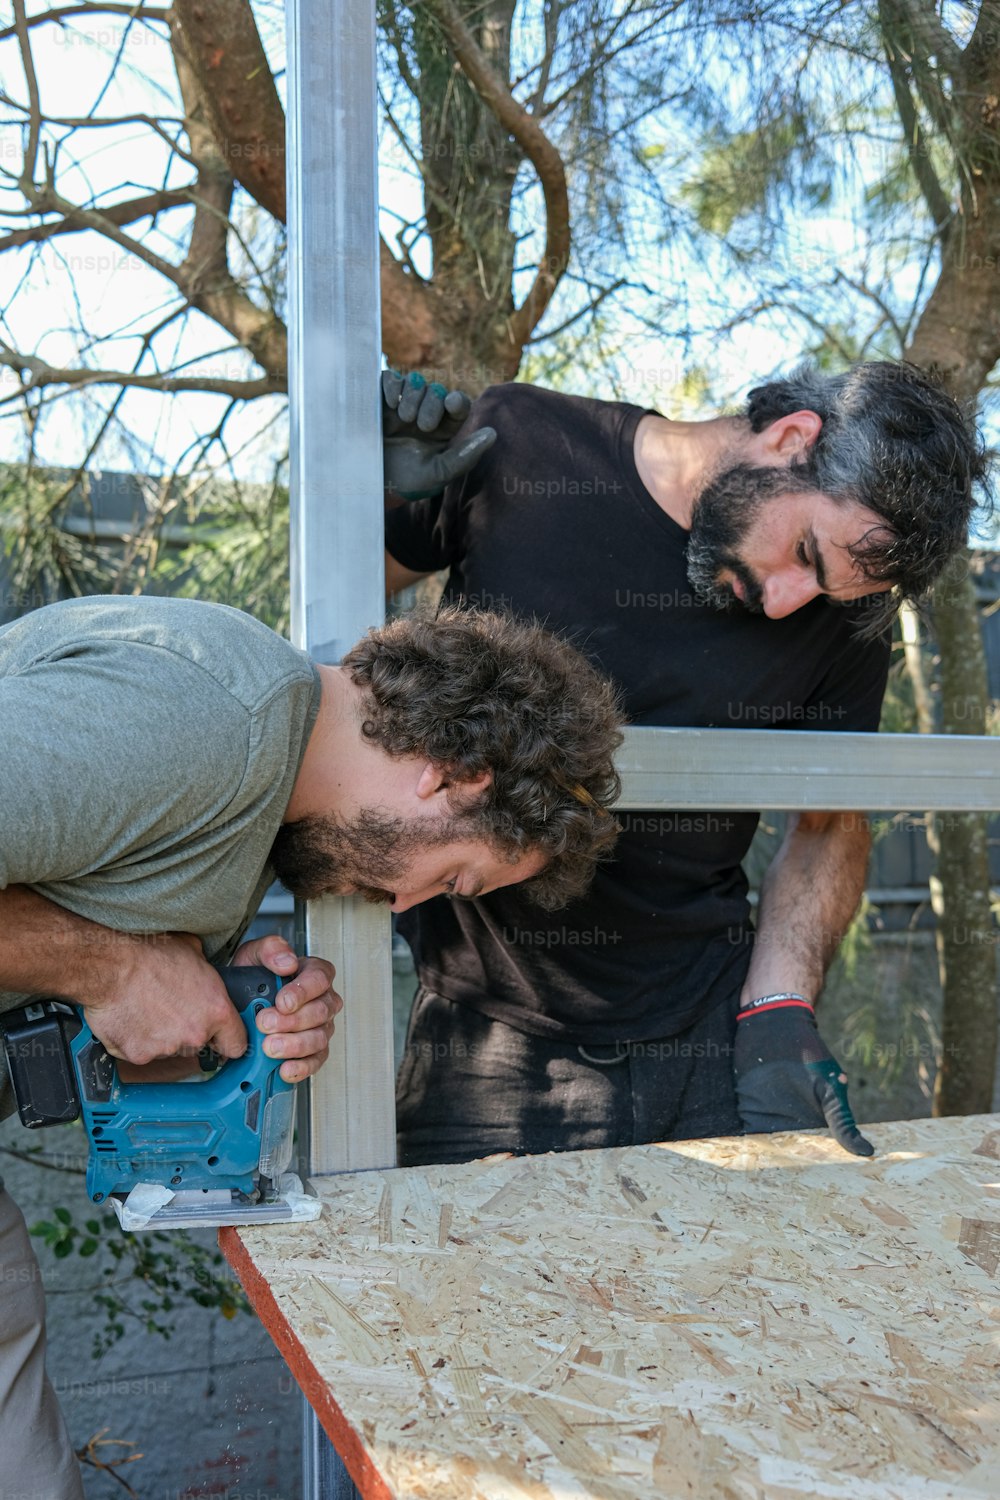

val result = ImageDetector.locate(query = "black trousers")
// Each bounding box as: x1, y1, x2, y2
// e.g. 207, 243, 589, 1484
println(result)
396, 987, 743, 1167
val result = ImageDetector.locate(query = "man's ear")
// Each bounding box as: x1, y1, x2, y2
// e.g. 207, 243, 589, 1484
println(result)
415, 763, 492, 801
756, 409, 822, 466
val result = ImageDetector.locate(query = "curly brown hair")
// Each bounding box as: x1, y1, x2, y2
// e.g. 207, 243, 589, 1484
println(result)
341, 608, 624, 909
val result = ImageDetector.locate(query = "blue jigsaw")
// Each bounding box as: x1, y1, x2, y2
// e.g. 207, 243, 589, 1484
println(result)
1, 966, 312, 1230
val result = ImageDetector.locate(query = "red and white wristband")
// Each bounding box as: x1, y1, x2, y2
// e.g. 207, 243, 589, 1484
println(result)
736, 992, 815, 1023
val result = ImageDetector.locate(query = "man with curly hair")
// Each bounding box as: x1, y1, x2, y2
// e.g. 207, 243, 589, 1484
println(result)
0, 593, 622, 1500
382, 361, 988, 1167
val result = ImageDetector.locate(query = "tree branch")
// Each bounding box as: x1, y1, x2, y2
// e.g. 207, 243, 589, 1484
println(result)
877, 0, 958, 139
379, 90, 473, 238
1, 101, 197, 166
527, 0, 560, 114
378, 237, 440, 368
11, 182, 189, 287
167, 9, 287, 380
0, 6, 169, 43
832, 267, 908, 347
879, 8, 954, 236
416, 0, 570, 347
0, 188, 190, 253
891, 0, 963, 81
0, 342, 284, 399
12, 0, 43, 194
45, 305, 188, 518
170, 0, 286, 223
538, 5, 686, 120
382, 0, 421, 99
524, 276, 626, 343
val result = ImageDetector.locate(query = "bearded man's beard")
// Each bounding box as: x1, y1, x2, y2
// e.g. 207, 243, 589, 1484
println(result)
269, 808, 474, 903
686, 462, 810, 612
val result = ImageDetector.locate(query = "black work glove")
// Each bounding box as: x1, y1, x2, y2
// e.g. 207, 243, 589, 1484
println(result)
734, 993, 874, 1157
381, 369, 497, 501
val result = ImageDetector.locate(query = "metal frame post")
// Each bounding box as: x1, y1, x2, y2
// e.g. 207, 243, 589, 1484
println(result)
286, 1, 391, 1494
286, 0, 393, 1184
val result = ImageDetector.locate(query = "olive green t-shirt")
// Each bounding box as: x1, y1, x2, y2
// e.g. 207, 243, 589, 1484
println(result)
0, 595, 322, 1120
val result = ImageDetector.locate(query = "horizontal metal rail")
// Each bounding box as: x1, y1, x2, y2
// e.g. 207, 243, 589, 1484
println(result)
616, 727, 1000, 811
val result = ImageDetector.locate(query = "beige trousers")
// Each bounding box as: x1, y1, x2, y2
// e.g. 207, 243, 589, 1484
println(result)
0, 1185, 85, 1500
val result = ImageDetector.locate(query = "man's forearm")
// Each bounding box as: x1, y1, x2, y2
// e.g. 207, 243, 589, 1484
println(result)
743, 812, 870, 1004
0, 885, 158, 1004
0, 887, 342, 1081
0, 885, 252, 1062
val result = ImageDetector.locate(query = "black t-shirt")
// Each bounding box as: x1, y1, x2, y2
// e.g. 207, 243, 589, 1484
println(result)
385, 384, 891, 1042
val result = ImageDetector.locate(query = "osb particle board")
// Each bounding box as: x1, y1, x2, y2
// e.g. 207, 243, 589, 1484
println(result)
221, 1116, 1000, 1500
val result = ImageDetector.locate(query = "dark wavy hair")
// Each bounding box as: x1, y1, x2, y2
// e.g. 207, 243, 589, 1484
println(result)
746, 361, 991, 619
342, 608, 624, 909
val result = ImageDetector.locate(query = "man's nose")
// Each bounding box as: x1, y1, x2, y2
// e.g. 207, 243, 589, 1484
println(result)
762, 570, 822, 620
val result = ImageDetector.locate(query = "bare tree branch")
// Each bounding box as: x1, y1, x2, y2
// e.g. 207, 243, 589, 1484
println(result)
171, 0, 286, 223
168, 9, 287, 380
537, 3, 687, 120
524, 275, 626, 343
166, 0, 440, 367
878, 6, 953, 236
0, 342, 284, 399
12, 1, 43, 193
889, 0, 963, 80
877, 0, 958, 139
382, 0, 421, 99
416, 0, 570, 347
47, 305, 189, 520
0, 101, 194, 167
832, 267, 909, 346
14, 183, 192, 287
526, 0, 560, 114
379, 91, 473, 242
378, 237, 440, 369
0, 189, 190, 252
0, 6, 169, 44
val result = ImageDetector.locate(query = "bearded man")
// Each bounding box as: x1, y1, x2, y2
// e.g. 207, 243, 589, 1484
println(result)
382, 361, 987, 1165
0, 596, 623, 1500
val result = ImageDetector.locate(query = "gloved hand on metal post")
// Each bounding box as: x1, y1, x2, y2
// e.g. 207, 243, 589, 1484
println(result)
382, 369, 497, 501
733, 992, 874, 1157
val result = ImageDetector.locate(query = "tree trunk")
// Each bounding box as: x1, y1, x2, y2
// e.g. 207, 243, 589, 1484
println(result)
923, 555, 998, 1112
409, 0, 522, 387
905, 354, 999, 1119
898, 4, 1000, 1114
172, 0, 570, 391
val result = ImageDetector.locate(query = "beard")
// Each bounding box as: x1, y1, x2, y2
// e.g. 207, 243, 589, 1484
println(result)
686, 462, 808, 613
269, 807, 473, 903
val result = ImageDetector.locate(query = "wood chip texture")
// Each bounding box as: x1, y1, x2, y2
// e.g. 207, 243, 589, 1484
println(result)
221, 1116, 1000, 1499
